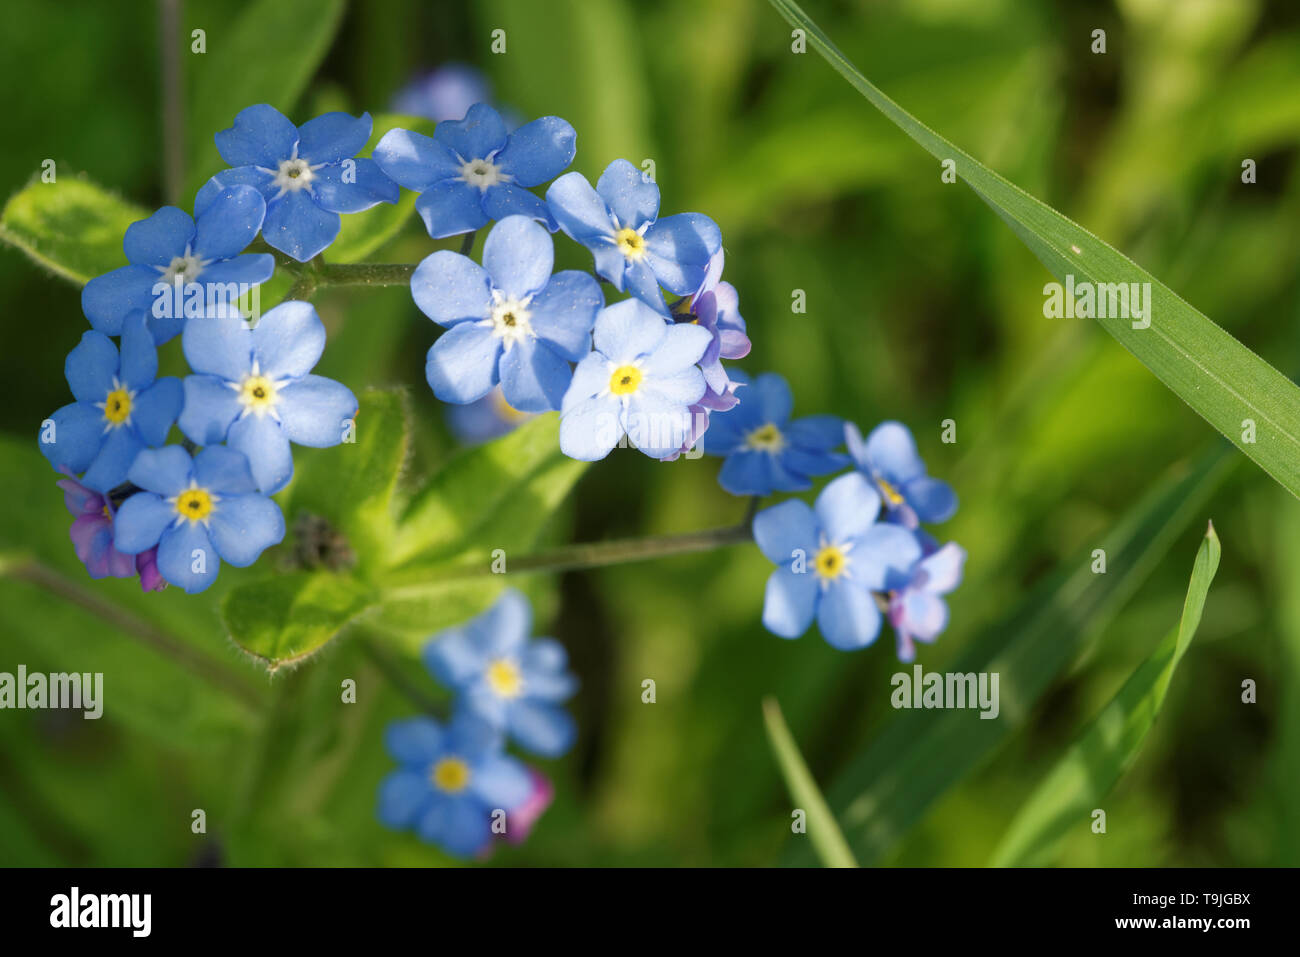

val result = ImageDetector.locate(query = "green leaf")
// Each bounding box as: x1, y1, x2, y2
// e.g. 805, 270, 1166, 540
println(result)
991, 522, 1222, 866
769, 0, 1300, 501
221, 571, 376, 672
784, 443, 1236, 866
762, 697, 857, 868
0, 175, 146, 283
185, 0, 346, 197
328, 114, 434, 264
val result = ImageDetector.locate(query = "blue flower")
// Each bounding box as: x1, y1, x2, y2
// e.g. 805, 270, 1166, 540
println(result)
705, 371, 847, 496
391, 64, 493, 123
377, 713, 534, 858
39, 314, 183, 493
413, 215, 603, 411
199, 105, 399, 262
560, 298, 713, 460
447, 386, 536, 444
888, 542, 966, 662
177, 301, 359, 494
373, 103, 574, 238
81, 186, 273, 344
845, 421, 958, 527
546, 159, 722, 317
753, 473, 922, 650
112, 446, 285, 593
424, 589, 577, 757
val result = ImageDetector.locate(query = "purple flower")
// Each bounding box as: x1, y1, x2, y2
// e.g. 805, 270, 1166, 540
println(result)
199, 105, 399, 262
373, 103, 574, 238
889, 543, 966, 662
56, 469, 163, 590
391, 64, 493, 123
753, 473, 922, 650
845, 421, 958, 527
499, 768, 553, 846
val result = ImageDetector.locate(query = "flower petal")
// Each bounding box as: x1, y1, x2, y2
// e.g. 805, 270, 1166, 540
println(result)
251, 300, 325, 379
591, 298, 666, 362
644, 212, 722, 295
179, 375, 242, 445
559, 394, 622, 461
498, 337, 572, 413
545, 171, 614, 244
124, 206, 194, 267
194, 166, 276, 217
527, 271, 601, 361
40, 402, 104, 474
762, 565, 818, 638
816, 582, 882, 650
814, 472, 882, 542
411, 250, 493, 326
127, 446, 194, 496
752, 499, 819, 565
81, 265, 157, 336
624, 388, 694, 458
377, 769, 433, 829
863, 421, 926, 484
262, 192, 340, 262
275, 375, 358, 447
481, 215, 553, 299
423, 629, 485, 687
496, 116, 576, 187
182, 313, 253, 381
482, 182, 556, 230
157, 521, 220, 593
640, 323, 712, 378
64, 331, 119, 403
470, 753, 536, 806
851, 523, 923, 592
372, 127, 460, 190
904, 475, 959, 524
228, 413, 294, 493
505, 702, 576, 758
113, 492, 176, 555
214, 104, 298, 168
425, 323, 501, 404
433, 102, 508, 160
916, 542, 966, 594
295, 110, 372, 165
193, 445, 258, 495
311, 157, 400, 213
207, 492, 285, 565
193, 185, 267, 261
414, 179, 489, 238
130, 377, 183, 447
385, 716, 446, 764
596, 158, 658, 230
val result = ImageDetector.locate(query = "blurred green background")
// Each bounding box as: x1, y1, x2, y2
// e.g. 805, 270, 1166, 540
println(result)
2, 0, 1299, 866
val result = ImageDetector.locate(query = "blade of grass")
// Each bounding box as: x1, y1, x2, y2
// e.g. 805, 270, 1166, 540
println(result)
991, 522, 1222, 866
783, 442, 1235, 865
768, 0, 1300, 500
762, 696, 857, 868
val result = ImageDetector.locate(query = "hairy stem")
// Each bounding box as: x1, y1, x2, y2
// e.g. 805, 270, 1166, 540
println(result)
314, 263, 417, 287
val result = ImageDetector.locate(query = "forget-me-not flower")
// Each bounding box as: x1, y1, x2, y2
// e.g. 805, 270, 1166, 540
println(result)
889, 542, 966, 662
559, 298, 712, 461
377, 713, 534, 858
113, 446, 285, 593
391, 64, 493, 123
413, 215, 603, 412
177, 300, 358, 494
546, 159, 722, 317
423, 589, 578, 757
81, 186, 273, 344
753, 472, 922, 650
40, 314, 183, 493
705, 371, 847, 496
446, 385, 536, 444
56, 468, 163, 590
373, 103, 574, 238
845, 421, 958, 528
199, 105, 399, 262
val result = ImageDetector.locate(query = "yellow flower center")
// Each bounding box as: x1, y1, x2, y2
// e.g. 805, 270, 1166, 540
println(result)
102, 387, 133, 426
239, 374, 278, 414
814, 544, 849, 581
877, 477, 906, 507
174, 488, 215, 523
485, 658, 524, 699
609, 364, 642, 396
431, 757, 471, 793
615, 227, 646, 261
745, 422, 785, 453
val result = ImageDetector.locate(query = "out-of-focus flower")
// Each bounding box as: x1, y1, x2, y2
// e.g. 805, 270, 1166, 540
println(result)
890, 543, 965, 662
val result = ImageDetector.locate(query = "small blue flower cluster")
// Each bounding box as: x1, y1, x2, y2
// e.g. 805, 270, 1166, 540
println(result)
40, 105, 387, 592
379, 589, 575, 857
715, 394, 965, 658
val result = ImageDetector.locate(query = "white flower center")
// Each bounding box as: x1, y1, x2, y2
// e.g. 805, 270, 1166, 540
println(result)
271, 155, 319, 196
228, 360, 288, 419
481, 291, 535, 352
459, 155, 506, 191
160, 250, 204, 285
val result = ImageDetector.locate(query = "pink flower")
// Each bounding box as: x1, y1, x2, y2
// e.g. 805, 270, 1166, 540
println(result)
56, 469, 165, 592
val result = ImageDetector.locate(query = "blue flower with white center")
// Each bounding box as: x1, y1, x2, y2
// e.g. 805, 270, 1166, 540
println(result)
377, 713, 534, 858
177, 300, 359, 494
559, 298, 713, 461
39, 314, 183, 493
112, 445, 285, 594
198, 104, 399, 262
81, 186, 273, 344
423, 589, 578, 758
845, 421, 958, 528
705, 371, 848, 496
372, 103, 574, 238
546, 159, 722, 318
753, 473, 923, 650
413, 215, 603, 412
889, 542, 966, 662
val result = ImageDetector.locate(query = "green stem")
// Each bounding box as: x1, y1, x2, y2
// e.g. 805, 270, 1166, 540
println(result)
2, 559, 263, 710
458, 230, 478, 256
286, 274, 318, 301
314, 263, 416, 287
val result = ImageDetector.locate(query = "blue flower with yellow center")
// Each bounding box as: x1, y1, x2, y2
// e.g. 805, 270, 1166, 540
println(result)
177, 300, 358, 494
112, 445, 285, 594
81, 185, 273, 345
199, 104, 399, 262
39, 314, 183, 493
704, 371, 848, 496
373, 102, 574, 238
424, 589, 578, 757
377, 714, 534, 858
753, 473, 922, 650
845, 420, 958, 528
547, 159, 723, 318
